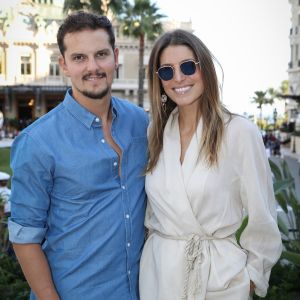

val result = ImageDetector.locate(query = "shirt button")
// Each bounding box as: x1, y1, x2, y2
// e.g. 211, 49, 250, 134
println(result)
127, 242, 131, 247
101, 139, 105, 143
125, 214, 130, 219
121, 185, 126, 190
128, 270, 131, 275
95, 117, 100, 122
113, 161, 118, 167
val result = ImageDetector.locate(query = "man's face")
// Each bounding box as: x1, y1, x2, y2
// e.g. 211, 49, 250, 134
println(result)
59, 29, 118, 102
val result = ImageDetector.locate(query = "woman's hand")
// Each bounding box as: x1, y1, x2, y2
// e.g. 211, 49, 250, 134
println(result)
250, 280, 256, 295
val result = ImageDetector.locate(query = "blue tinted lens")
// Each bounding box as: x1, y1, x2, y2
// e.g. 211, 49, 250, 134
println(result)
157, 61, 198, 81
180, 61, 196, 75
157, 66, 174, 81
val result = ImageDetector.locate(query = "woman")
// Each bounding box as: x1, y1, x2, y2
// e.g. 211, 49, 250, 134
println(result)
139, 29, 282, 300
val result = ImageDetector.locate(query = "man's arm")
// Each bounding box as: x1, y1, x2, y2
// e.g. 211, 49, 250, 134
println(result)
13, 243, 60, 300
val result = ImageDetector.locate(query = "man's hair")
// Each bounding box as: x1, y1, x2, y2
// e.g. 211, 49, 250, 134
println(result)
57, 10, 115, 56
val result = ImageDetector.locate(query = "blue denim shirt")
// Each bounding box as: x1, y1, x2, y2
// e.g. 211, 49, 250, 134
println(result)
8, 90, 148, 300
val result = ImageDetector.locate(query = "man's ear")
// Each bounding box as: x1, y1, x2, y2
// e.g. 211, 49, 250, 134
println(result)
114, 47, 119, 70
58, 55, 70, 77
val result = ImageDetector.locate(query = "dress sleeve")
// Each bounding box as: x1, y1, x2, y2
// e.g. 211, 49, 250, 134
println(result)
8, 132, 53, 244
238, 121, 282, 297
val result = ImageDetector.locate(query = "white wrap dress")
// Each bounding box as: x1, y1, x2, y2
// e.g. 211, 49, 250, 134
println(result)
139, 109, 282, 300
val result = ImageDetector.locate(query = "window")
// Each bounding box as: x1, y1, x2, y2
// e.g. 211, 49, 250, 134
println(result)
49, 62, 59, 76
296, 44, 299, 62
21, 56, 31, 75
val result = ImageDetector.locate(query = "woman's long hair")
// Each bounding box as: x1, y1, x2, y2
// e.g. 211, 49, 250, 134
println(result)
147, 29, 231, 172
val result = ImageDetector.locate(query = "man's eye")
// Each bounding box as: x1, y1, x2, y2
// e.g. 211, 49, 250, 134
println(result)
96, 52, 108, 58
73, 55, 85, 61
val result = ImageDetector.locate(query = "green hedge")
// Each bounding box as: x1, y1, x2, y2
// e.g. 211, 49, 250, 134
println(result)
0, 253, 30, 300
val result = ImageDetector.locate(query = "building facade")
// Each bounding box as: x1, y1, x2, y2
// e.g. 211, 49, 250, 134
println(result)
287, 0, 300, 153
0, 0, 192, 134
288, 0, 300, 120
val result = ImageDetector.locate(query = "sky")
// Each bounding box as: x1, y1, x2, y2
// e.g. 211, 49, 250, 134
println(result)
155, 0, 291, 118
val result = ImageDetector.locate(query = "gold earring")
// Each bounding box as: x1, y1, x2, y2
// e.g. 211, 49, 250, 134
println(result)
161, 94, 167, 112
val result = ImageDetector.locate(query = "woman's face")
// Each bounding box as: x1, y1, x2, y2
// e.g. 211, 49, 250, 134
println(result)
158, 45, 204, 109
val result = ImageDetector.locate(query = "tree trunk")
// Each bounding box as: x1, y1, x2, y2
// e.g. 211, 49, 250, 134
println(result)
138, 34, 145, 108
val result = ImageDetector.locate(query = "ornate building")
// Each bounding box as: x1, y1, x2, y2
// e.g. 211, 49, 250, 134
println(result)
0, 0, 192, 132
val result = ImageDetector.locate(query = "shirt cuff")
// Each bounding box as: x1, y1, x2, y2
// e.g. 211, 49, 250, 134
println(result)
247, 264, 269, 297
8, 219, 47, 244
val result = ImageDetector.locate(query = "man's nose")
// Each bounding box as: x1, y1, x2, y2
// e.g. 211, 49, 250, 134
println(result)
86, 57, 99, 71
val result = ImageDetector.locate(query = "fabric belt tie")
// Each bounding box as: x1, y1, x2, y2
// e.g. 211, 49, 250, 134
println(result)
153, 231, 236, 300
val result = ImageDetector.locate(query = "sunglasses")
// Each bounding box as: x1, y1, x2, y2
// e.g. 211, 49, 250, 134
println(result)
156, 60, 200, 81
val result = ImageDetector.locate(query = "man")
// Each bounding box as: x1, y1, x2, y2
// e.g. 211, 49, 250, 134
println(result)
8, 11, 148, 300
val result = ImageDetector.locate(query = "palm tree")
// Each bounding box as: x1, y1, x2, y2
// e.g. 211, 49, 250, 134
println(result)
63, 0, 126, 16
120, 0, 165, 108
267, 82, 289, 129
252, 90, 273, 127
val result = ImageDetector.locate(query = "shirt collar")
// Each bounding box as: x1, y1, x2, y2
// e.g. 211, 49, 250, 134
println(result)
63, 89, 118, 128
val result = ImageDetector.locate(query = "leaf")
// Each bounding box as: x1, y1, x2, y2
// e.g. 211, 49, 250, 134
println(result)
277, 215, 290, 237
275, 192, 288, 213
269, 159, 282, 181
289, 191, 300, 211
282, 160, 295, 189
235, 216, 248, 245
281, 251, 300, 267
273, 178, 294, 195
289, 240, 300, 251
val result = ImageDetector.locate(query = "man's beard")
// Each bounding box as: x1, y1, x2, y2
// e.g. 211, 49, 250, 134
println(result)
81, 71, 110, 100
82, 86, 110, 100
